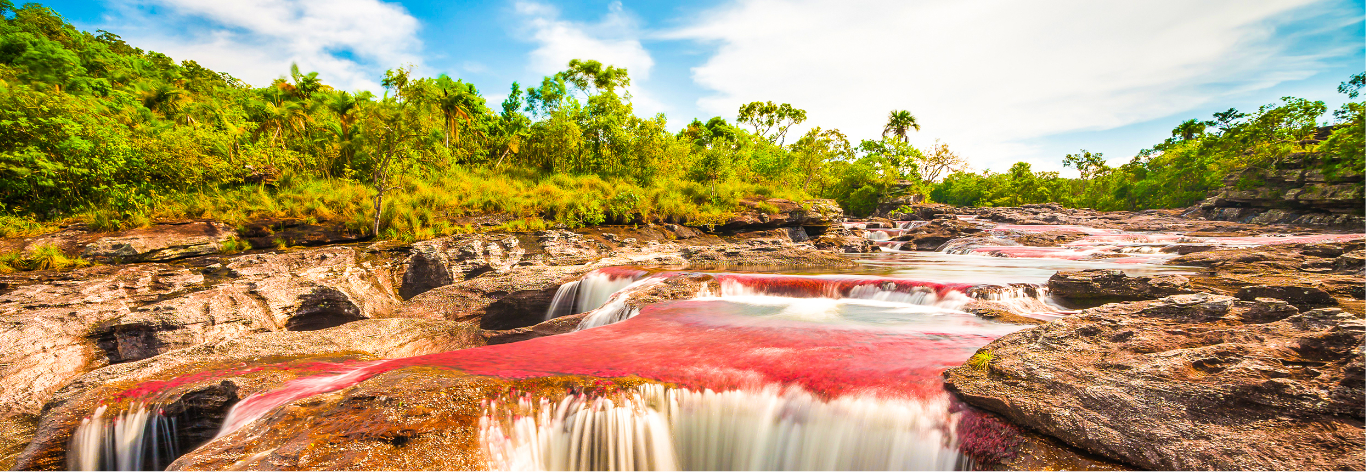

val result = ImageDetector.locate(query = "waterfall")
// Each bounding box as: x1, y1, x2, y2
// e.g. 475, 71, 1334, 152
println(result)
575, 277, 667, 330
713, 274, 973, 311
68, 404, 180, 471
545, 280, 580, 321
479, 385, 963, 471
575, 269, 650, 314
968, 284, 1070, 318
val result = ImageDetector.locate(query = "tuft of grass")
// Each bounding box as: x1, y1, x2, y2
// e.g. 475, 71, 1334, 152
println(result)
218, 237, 250, 255
0, 244, 91, 273
967, 351, 994, 372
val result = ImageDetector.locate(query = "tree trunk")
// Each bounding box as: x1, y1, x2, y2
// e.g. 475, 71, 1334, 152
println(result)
372, 185, 384, 238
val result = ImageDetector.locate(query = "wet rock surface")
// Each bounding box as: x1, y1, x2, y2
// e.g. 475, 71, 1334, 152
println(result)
1048, 269, 1194, 303
891, 218, 987, 251
81, 221, 238, 263
944, 296, 1365, 470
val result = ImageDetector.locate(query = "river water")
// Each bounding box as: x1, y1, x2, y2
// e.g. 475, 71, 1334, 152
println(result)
68, 221, 1364, 471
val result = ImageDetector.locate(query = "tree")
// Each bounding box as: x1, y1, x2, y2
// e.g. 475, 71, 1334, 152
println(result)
1172, 119, 1206, 141
737, 101, 806, 145
563, 59, 630, 96
790, 127, 851, 191
1338, 72, 1365, 99
881, 110, 919, 143
1063, 149, 1106, 180
920, 140, 966, 182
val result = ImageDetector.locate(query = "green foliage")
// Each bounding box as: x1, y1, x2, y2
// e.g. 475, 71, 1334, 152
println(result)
967, 351, 993, 372
932, 81, 1363, 213
0, 243, 89, 272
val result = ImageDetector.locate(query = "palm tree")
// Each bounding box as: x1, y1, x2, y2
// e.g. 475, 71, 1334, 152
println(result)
882, 110, 920, 143
433, 75, 477, 148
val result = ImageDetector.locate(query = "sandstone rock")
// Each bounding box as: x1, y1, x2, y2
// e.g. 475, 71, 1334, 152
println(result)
14, 318, 484, 471
891, 219, 985, 251
81, 222, 237, 262
809, 225, 875, 253
944, 298, 1364, 470
393, 265, 585, 328
0, 245, 401, 465
1048, 270, 1193, 302
1235, 284, 1335, 308
399, 234, 525, 299
1335, 250, 1365, 272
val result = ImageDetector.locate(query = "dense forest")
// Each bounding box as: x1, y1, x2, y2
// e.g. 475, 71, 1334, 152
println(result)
0, 2, 1361, 241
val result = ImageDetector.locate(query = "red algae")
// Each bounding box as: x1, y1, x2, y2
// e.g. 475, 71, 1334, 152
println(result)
713, 273, 975, 298
123, 298, 1017, 437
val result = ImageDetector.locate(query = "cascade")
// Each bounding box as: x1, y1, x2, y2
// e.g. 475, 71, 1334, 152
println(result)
575, 268, 651, 314
714, 274, 974, 310
68, 404, 180, 471
544, 280, 580, 321
575, 277, 667, 330
968, 284, 1070, 318
479, 385, 962, 471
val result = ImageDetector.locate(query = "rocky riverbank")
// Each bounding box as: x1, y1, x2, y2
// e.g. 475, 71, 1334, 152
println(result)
0, 202, 1360, 470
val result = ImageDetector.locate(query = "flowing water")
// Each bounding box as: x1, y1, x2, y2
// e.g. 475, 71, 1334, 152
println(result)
69, 220, 1365, 471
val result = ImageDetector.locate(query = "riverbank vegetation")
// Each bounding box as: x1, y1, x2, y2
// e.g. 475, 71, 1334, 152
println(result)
931, 88, 1364, 211
0, 3, 1361, 242
0, 3, 931, 240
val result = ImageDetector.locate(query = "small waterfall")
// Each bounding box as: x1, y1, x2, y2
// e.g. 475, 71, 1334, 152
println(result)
715, 274, 973, 311
968, 284, 1070, 318
479, 385, 963, 471
864, 231, 890, 241
575, 277, 667, 330
544, 280, 580, 321
936, 237, 1021, 255
575, 268, 650, 314
68, 404, 180, 471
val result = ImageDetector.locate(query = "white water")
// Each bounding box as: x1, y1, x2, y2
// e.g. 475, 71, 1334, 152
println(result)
480, 385, 962, 471
68, 404, 180, 471
575, 277, 668, 330
576, 271, 648, 314
545, 280, 580, 321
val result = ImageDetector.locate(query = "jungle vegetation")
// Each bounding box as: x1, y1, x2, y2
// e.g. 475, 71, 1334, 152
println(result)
0, 2, 1360, 241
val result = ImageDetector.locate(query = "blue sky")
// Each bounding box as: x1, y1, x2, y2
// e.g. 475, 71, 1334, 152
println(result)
41, 0, 1366, 174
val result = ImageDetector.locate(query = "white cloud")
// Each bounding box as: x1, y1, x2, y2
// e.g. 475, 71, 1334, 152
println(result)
99, 0, 422, 92
670, 0, 1343, 172
514, 1, 668, 116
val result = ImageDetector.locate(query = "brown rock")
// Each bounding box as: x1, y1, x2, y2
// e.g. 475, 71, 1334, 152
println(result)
1235, 284, 1335, 308
1048, 269, 1194, 302
81, 221, 237, 262
944, 298, 1364, 470
891, 219, 986, 251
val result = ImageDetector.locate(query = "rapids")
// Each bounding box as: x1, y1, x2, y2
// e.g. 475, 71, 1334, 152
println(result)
67, 218, 1363, 471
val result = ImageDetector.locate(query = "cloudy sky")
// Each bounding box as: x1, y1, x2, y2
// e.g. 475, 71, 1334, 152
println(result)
44, 0, 1364, 174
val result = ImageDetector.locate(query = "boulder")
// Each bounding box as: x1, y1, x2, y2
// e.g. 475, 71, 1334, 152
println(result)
1048, 269, 1194, 302
890, 219, 985, 251
809, 225, 875, 253
81, 221, 237, 262
1235, 285, 1335, 308
944, 297, 1364, 470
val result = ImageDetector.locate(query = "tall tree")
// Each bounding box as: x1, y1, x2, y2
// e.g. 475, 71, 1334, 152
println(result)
737, 101, 806, 145
882, 110, 919, 143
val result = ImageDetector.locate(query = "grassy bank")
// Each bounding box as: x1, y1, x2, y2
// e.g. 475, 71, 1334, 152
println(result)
0, 168, 812, 242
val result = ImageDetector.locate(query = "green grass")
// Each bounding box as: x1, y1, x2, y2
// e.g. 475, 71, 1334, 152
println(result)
1, 169, 815, 243
967, 351, 994, 372
0, 244, 91, 273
